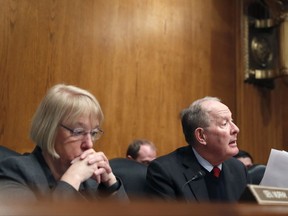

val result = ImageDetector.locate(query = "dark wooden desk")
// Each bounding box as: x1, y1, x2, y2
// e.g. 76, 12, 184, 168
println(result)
1, 200, 288, 216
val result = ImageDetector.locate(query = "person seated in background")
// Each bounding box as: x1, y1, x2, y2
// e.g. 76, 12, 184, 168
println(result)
234, 150, 254, 168
146, 96, 248, 202
126, 139, 157, 165
0, 84, 127, 203
234, 150, 266, 185
109, 157, 149, 200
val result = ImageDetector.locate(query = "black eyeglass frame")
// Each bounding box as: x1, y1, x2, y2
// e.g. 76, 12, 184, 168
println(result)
60, 124, 104, 141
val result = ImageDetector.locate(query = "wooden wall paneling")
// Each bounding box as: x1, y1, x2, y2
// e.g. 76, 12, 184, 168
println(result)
238, 86, 284, 164
0, 0, 238, 159
93, 0, 239, 158
209, 0, 237, 113
282, 78, 288, 151
236, 0, 288, 164
0, 0, 51, 152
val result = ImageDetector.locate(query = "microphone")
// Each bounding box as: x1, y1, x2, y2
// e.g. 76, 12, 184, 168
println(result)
182, 170, 206, 189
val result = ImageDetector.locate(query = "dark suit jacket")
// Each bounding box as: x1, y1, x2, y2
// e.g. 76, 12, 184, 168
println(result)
0, 145, 20, 161
247, 164, 266, 185
146, 146, 248, 202
0, 147, 127, 203
109, 158, 148, 200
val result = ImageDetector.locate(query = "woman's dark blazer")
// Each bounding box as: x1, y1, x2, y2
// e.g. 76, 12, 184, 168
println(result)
0, 147, 127, 202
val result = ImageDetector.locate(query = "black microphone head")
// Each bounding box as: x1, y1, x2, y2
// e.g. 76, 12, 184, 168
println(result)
197, 170, 206, 178
182, 170, 206, 190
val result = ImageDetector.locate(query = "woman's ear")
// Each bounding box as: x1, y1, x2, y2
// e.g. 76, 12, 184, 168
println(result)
195, 128, 207, 145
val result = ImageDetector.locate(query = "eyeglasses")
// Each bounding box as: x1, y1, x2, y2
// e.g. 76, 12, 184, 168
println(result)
60, 124, 104, 141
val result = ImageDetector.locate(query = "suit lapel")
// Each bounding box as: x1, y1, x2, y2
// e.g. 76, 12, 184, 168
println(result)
222, 161, 236, 201
181, 147, 209, 201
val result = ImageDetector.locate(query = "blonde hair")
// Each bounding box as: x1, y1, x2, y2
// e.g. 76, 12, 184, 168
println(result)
30, 84, 104, 158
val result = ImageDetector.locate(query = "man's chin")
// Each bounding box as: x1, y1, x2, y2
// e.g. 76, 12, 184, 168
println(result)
229, 146, 239, 156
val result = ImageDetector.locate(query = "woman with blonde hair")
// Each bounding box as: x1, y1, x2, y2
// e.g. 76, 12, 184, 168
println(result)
0, 84, 127, 202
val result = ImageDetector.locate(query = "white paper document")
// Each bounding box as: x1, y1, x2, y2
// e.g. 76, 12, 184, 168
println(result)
260, 149, 288, 188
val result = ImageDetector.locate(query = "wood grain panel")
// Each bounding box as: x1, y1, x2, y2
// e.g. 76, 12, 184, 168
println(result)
236, 0, 288, 164
0, 0, 266, 162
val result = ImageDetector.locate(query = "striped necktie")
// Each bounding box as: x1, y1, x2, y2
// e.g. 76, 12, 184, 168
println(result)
212, 166, 221, 178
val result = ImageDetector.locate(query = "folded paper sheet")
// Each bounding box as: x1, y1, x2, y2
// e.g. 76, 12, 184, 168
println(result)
260, 149, 288, 188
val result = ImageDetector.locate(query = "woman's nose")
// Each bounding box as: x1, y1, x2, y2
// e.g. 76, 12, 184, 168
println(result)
81, 133, 94, 149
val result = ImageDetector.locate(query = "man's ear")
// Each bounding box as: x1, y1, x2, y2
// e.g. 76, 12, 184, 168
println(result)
195, 128, 207, 145
127, 155, 133, 160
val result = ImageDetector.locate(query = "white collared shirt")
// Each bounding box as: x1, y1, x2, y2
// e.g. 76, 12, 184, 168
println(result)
192, 147, 222, 172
